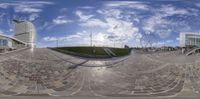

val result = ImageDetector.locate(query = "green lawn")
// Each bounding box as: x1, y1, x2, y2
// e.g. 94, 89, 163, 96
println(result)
110, 48, 131, 56
50, 46, 131, 58
53, 46, 107, 55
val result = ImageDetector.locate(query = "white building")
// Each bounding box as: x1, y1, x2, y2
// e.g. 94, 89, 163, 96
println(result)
13, 19, 36, 48
180, 32, 200, 47
0, 34, 26, 53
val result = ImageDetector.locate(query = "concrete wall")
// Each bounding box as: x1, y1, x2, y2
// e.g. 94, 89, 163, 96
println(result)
180, 33, 186, 47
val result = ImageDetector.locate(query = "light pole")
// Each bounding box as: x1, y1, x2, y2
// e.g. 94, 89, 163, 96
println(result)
114, 40, 115, 47
110, 39, 115, 47
56, 39, 58, 48
90, 32, 93, 46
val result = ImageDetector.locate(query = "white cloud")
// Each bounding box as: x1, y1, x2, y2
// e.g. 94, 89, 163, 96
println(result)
75, 10, 94, 21
0, 30, 3, 34
176, 37, 180, 41
76, 10, 107, 28
80, 18, 107, 28
0, 1, 53, 13
29, 13, 39, 21
43, 31, 89, 42
40, 15, 72, 31
97, 9, 122, 19
15, 7, 42, 13
73, 2, 196, 47
143, 13, 170, 33
76, 10, 139, 38
59, 8, 67, 13
106, 18, 138, 38
166, 40, 173, 43
152, 42, 165, 47
151, 40, 174, 47
157, 29, 172, 39
53, 16, 72, 25
78, 6, 94, 9
159, 5, 190, 17
9, 29, 13, 32
43, 31, 120, 47
143, 14, 174, 39
142, 4, 193, 39
0, 13, 6, 22
75, 10, 139, 46
43, 36, 57, 41
104, 1, 149, 10
195, 3, 200, 8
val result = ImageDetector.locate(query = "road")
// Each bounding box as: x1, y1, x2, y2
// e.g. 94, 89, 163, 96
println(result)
0, 48, 199, 98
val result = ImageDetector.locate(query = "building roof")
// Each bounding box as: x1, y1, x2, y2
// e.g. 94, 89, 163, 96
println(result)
0, 34, 27, 45
13, 19, 32, 23
181, 32, 200, 35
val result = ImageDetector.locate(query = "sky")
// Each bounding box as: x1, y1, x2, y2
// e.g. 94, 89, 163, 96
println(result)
0, 0, 200, 48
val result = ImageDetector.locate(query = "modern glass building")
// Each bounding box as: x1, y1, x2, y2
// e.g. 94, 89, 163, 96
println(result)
13, 19, 36, 48
0, 39, 8, 47
0, 34, 26, 53
180, 32, 200, 47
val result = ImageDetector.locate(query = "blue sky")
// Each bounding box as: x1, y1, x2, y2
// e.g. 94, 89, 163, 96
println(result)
0, 0, 200, 48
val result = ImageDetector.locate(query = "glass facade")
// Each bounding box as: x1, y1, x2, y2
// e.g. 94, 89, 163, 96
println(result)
0, 39, 8, 46
185, 34, 200, 46
180, 33, 200, 47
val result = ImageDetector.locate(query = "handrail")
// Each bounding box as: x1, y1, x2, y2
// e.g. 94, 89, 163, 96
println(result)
186, 47, 200, 56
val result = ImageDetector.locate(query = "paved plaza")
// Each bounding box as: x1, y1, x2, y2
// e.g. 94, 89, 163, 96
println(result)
0, 48, 200, 98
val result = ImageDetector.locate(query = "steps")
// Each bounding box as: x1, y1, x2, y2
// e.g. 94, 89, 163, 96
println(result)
103, 48, 116, 57
186, 47, 200, 56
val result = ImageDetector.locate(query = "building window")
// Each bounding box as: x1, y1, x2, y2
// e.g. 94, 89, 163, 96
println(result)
0, 39, 8, 46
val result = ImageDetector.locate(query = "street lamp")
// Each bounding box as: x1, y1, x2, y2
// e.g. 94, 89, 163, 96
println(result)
90, 32, 93, 46
56, 39, 58, 48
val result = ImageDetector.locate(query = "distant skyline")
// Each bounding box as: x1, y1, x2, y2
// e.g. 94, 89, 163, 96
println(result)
0, 0, 200, 47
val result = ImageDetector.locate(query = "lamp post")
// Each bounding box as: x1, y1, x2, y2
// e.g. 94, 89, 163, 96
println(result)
90, 32, 93, 46
56, 39, 58, 48
114, 40, 115, 47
